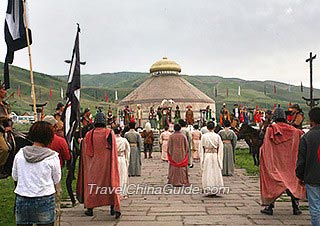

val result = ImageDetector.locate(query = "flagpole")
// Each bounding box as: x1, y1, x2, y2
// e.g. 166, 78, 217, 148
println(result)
22, 0, 37, 120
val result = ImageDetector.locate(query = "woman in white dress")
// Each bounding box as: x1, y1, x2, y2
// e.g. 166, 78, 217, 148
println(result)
114, 127, 130, 198
199, 121, 224, 195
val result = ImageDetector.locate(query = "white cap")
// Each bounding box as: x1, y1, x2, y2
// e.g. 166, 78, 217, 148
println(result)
43, 115, 58, 126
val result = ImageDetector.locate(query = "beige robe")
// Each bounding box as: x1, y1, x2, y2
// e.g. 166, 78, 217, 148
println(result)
115, 135, 130, 195
199, 131, 224, 190
160, 131, 171, 161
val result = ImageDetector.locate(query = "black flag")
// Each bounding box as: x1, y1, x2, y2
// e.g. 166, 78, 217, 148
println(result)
62, 25, 81, 150
4, 0, 32, 89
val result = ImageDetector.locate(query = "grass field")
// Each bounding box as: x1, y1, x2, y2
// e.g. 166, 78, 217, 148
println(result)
0, 177, 15, 226
235, 148, 260, 176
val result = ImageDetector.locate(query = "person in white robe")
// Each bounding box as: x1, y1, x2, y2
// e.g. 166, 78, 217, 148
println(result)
114, 127, 130, 198
199, 121, 224, 195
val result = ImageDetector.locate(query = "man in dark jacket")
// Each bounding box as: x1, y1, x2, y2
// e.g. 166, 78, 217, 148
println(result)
296, 107, 320, 226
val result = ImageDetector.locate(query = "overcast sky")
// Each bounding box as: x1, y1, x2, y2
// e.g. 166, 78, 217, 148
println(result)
1, 0, 320, 87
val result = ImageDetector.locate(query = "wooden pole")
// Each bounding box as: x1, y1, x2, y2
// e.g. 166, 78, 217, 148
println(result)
309, 52, 313, 108
22, 0, 37, 120
305, 52, 317, 109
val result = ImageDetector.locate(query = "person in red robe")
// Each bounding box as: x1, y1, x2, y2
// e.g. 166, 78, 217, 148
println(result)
167, 123, 190, 186
185, 107, 194, 125
260, 107, 305, 215
76, 112, 121, 219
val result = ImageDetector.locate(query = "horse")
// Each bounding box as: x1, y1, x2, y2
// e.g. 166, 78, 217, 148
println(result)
2, 131, 33, 178
238, 123, 263, 166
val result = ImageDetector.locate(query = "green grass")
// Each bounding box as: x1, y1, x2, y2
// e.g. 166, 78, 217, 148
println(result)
0, 177, 15, 226
12, 123, 31, 132
235, 148, 260, 176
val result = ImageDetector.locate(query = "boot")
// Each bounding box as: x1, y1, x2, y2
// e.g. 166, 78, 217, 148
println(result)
260, 204, 274, 215
148, 151, 152, 159
110, 205, 115, 216
85, 208, 93, 216
292, 198, 302, 215
115, 211, 121, 219
144, 152, 148, 159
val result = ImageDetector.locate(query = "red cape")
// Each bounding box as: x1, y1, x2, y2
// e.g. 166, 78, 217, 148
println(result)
76, 128, 120, 211
260, 123, 305, 205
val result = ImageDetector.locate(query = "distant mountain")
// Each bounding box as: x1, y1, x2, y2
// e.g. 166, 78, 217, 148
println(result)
59, 71, 317, 114
0, 62, 316, 115
0, 63, 97, 115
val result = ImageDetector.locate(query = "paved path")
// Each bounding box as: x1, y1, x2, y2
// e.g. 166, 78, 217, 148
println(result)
60, 155, 311, 225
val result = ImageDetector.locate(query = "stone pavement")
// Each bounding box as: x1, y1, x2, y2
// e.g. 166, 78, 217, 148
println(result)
60, 154, 311, 226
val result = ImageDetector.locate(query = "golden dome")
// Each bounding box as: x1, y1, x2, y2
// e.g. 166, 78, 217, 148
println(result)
149, 57, 181, 74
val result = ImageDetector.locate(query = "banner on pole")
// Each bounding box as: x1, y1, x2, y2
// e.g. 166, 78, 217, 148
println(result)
4, 0, 32, 89
62, 25, 81, 150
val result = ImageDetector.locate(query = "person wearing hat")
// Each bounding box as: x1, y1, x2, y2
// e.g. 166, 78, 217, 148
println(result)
174, 105, 181, 124
148, 106, 157, 129
43, 115, 71, 224
259, 110, 273, 140
260, 107, 305, 216
54, 102, 65, 137
205, 105, 212, 122
0, 82, 12, 178
43, 115, 71, 167
81, 108, 93, 137
77, 112, 121, 218
107, 106, 113, 126
185, 106, 194, 126
289, 104, 304, 129
219, 103, 231, 127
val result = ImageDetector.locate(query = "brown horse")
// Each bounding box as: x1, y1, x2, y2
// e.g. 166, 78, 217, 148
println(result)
238, 123, 263, 166
2, 131, 33, 178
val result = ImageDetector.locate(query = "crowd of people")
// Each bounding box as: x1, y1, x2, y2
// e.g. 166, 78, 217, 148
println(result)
2, 93, 320, 225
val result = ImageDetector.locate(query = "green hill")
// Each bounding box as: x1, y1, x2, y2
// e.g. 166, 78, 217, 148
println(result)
63, 72, 317, 114
0, 63, 100, 115
0, 63, 317, 115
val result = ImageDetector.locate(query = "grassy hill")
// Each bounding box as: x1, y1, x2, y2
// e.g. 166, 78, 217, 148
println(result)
60, 71, 317, 114
0, 62, 317, 116
0, 63, 103, 115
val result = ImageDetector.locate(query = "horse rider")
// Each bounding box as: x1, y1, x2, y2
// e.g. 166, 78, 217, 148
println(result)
289, 104, 304, 129
0, 82, 13, 179
259, 110, 272, 140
